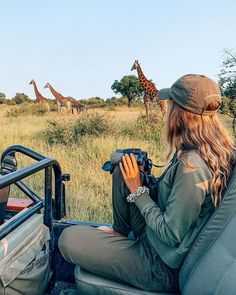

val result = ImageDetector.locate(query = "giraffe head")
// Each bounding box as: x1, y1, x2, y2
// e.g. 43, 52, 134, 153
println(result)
131, 60, 140, 71
29, 79, 35, 85
44, 83, 51, 89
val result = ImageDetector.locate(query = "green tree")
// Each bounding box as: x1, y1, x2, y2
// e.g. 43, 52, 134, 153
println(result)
12, 93, 32, 104
111, 75, 143, 107
0, 92, 6, 99
218, 49, 236, 136
0, 92, 6, 104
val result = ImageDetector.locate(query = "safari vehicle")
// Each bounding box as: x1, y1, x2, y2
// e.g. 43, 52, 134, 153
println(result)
0, 144, 236, 295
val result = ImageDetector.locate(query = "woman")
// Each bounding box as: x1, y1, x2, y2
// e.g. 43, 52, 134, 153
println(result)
58, 74, 235, 292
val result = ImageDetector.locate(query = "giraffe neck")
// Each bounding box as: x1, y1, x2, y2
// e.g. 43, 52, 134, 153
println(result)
136, 64, 149, 86
136, 64, 158, 97
32, 82, 44, 102
48, 84, 64, 101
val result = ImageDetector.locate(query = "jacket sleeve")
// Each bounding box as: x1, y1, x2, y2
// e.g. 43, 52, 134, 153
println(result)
134, 159, 211, 248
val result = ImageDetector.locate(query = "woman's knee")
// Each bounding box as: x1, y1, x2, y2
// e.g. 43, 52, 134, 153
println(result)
112, 165, 129, 196
58, 225, 91, 265
112, 165, 123, 182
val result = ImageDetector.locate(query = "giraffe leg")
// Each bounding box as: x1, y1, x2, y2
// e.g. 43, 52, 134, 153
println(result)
67, 102, 72, 114
57, 101, 61, 113
159, 100, 168, 116
144, 94, 150, 117
152, 96, 157, 109
43, 101, 50, 112
151, 94, 168, 116
149, 96, 158, 114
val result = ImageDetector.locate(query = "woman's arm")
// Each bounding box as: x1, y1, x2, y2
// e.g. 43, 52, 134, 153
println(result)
134, 159, 212, 247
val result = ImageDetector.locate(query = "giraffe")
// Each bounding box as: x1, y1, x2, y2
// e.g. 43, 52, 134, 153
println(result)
67, 97, 86, 115
131, 60, 168, 117
29, 80, 50, 111
44, 83, 71, 113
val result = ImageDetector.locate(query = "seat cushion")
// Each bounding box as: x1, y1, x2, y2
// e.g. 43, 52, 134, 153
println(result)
75, 266, 179, 295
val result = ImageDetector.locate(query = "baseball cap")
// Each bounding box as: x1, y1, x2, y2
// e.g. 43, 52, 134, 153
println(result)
158, 74, 221, 115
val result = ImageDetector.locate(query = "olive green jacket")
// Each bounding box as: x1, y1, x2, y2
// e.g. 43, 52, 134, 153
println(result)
135, 150, 213, 269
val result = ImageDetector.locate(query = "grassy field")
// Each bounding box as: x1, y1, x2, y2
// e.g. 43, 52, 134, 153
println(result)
0, 104, 233, 223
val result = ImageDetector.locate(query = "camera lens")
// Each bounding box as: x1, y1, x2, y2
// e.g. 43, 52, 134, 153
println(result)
102, 161, 114, 172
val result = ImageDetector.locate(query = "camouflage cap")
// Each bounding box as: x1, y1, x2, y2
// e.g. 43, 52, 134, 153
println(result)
158, 74, 221, 115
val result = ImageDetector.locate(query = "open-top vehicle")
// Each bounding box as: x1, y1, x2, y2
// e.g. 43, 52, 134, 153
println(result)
0, 145, 236, 295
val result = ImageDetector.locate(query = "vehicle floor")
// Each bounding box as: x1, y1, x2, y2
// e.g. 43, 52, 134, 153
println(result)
45, 281, 77, 295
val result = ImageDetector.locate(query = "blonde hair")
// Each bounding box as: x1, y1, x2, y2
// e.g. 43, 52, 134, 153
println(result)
166, 101, 235, 207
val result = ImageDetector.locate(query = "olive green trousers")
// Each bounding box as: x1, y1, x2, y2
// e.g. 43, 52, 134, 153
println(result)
58, 166, 178, 292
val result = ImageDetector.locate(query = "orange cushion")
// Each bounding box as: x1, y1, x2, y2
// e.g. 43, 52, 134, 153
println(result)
6, 198, 34, 211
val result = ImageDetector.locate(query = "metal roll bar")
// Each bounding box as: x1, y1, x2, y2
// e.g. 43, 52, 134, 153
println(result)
0, 145, 68, 239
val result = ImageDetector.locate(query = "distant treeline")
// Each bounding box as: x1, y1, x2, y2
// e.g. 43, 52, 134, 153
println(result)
0, 92, 143, 108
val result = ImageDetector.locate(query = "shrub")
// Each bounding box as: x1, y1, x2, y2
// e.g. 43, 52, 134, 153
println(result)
0, 92, 6, 99
0, 93, 13, 105
45, 121, 76, 145
6, 103, 48, 117
105, 97, 128, 107
47, 99, 58, 112
122, 112, 164, 144
74, 113, 114, 137
0, 98, 6, 104
11, 93, 32, 104
0, 92, 6, 104
85, 97, 106, 109
45, 113, 114, 145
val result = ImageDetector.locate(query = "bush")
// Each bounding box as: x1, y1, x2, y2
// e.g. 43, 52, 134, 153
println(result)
6, 103, 48, 117
47, 99, 58, 112
220, 96, 231, 116
85, 97, 106, 109
45, 113, 114, 145
11, 93, 32, 105
0, 93, 14, 105
75, 113, 114, 137
0, 98, 7, 104
0, 92, 6, 104
105, 97, 128, 107
45, 121, 76, 145
122, 112, 164, 144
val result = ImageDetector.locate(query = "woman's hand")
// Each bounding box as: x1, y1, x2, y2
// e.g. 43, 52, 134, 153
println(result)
119, 153, 142, 193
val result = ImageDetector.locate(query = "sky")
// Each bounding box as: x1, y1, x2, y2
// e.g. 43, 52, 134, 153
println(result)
0, 0, 236, 100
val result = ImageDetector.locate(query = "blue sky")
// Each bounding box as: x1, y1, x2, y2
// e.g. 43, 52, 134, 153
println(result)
0, 0, 235, 100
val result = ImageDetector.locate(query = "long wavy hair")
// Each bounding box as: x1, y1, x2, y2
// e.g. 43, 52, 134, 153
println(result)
166, 101, 235, 207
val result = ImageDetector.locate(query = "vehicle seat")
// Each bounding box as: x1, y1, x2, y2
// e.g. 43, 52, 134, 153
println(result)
75, 266, 176, 295
75, 162, 236, 295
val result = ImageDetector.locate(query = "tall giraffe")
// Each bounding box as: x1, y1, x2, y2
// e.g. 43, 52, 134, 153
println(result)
44, 83, 71, 113
29, 80, 50, 111
131, 60, 168, 117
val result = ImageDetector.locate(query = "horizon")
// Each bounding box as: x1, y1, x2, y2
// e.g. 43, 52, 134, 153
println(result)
0, 0, 235, 100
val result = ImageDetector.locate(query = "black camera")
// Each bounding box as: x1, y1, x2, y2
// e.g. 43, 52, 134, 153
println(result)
102, 148, 152, 174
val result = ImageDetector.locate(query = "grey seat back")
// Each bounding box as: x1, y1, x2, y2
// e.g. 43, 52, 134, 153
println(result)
179, 162, 236, 295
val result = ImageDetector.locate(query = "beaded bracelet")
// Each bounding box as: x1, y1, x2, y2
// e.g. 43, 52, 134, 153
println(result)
126, 186, 149, 203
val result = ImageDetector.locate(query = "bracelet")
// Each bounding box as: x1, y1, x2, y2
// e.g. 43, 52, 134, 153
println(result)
126, 186, 149, 203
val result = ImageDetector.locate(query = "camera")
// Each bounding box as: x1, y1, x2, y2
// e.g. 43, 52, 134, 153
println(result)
102, 148, 152, 174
